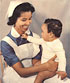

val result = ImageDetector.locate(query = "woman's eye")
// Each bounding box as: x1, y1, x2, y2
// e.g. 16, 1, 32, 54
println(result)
22, 19, 26, 21
29, 18, 31, 20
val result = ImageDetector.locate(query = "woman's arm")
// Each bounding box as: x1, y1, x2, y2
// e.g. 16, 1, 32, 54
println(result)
32, 58, 41, 66
1, 41, 58, 77
12, 55, 58, 77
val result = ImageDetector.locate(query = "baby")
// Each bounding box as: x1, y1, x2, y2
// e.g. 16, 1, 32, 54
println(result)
22, 18, 67, 83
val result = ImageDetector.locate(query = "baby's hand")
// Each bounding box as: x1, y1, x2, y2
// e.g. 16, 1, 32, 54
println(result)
21, 33, 28, 39
56, 71, 67, 80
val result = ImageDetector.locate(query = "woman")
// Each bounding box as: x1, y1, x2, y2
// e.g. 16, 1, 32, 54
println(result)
1, 1, 58, 83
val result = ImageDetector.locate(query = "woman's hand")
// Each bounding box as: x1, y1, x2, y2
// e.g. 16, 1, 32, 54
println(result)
46, 55, 58, 72
12, 55, 58, 77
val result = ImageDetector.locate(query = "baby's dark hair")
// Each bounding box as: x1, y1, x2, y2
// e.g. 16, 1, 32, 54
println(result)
44, 18, 62, 37
7, 2, 35, 25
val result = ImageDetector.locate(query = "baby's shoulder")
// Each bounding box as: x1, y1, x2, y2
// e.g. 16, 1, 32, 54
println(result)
32, 32, 40, 38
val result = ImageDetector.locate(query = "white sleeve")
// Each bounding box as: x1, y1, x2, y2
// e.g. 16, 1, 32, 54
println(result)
55, 48, 66, 72
27, 36, 43, 45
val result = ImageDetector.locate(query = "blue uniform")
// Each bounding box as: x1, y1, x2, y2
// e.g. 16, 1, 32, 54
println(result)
1, 27, 42, 67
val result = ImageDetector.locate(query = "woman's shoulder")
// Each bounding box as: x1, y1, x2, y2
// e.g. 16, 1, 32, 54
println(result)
1, 34, 14, 48
1, 38, 13, 50
1, 32, 11, 42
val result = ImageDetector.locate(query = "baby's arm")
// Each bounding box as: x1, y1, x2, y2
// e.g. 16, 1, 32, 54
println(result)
21, 33, 28, 39
21, 33, 43, 45
56, 71, 67, 80
55, 48, 67, 79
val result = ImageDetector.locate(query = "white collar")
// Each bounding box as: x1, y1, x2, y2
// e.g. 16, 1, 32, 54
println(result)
11, 27, 31, 38
25, 29, 30, 35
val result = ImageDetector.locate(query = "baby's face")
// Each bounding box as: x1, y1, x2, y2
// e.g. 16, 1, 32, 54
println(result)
41, 24, 52, 41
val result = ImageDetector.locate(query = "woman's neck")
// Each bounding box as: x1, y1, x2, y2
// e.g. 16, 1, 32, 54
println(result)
14, 27, 25, 35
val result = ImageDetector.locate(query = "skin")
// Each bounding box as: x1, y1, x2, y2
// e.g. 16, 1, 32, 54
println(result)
12, 11, 58, 77
14, 11, 32, 35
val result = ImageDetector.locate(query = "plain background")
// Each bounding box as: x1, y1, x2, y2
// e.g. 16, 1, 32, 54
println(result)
0, 0, 70, 78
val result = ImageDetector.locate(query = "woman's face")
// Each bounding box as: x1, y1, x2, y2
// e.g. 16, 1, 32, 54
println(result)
14, 11, 32, 35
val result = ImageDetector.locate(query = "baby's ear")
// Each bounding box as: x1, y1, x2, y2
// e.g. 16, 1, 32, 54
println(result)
49, 32, 55, 38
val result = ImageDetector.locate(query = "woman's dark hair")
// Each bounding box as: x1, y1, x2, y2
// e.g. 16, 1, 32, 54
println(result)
44, 18, 62, 37
7, 2, 35, 25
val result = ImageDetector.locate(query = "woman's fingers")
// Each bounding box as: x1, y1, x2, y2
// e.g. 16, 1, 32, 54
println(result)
49, 55, 57, 61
